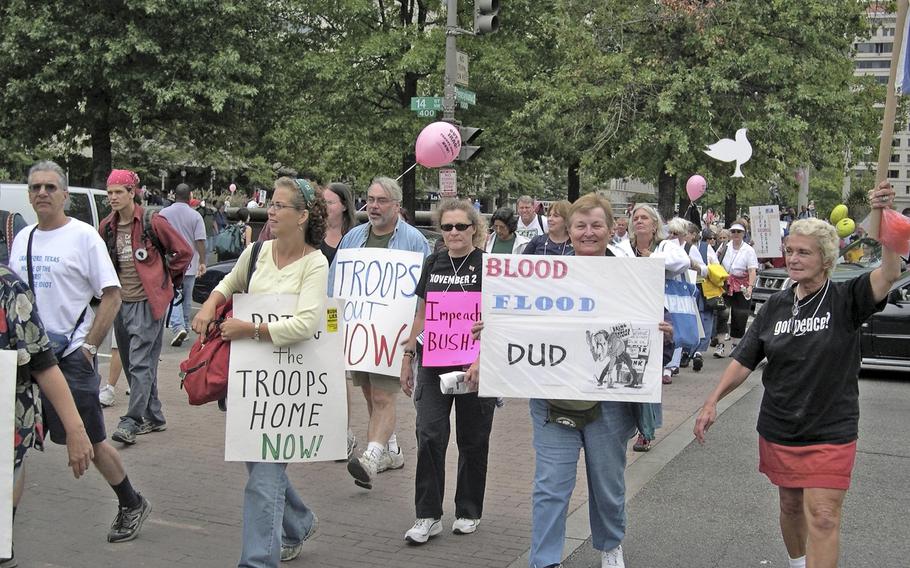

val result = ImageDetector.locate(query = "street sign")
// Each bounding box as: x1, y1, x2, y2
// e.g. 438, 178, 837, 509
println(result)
459, 102, 468, 110
455, 86, 476, 106
416, 109, 437, 118
410, 96, 443, 111
439, 168, 457, 198
456, 51, 469, 86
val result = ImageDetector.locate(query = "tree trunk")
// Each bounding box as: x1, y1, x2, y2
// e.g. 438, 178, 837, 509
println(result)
402, 151, 417, 215
724, 189, 737, 228
657, 167, 676, 221
89, 89, 112, 189
567, 158, 580, 202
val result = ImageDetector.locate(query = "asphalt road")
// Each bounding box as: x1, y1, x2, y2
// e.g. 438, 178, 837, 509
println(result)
562, 372, 910, 568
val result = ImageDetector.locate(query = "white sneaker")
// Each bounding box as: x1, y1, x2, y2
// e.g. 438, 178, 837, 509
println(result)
404, 518, 442, 545
452, 518, 479, 535
601, 544, 625, 568
99, 384, 115, 407
347, 431, 357, 460
377, 448, 405, 473
347, 451, 380, 490
713, 343, 727, 358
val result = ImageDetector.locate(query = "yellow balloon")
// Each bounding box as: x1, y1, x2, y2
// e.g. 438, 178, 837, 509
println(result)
830, 204, 848, 224
836, 217, 855, 238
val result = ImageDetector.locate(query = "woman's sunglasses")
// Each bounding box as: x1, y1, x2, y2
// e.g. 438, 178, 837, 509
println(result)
441, 223, 474, 232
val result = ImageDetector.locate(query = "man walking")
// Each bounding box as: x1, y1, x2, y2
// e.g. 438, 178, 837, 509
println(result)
515, 195, 548, 240
158, 183, 206, 346
100, 170, 192, 444
9, 161, 151, 543
329, 177, 430, 490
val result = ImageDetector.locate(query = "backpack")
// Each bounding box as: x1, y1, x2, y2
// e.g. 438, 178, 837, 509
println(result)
214, 223, 245, 259
179, 241, 262, 406
0, 210, 23, 265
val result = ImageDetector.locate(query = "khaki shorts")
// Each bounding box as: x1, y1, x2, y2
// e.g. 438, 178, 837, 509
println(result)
349, 371, 401, 394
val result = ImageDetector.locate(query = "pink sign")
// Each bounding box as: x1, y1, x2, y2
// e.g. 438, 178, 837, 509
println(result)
421, 291, 481, 367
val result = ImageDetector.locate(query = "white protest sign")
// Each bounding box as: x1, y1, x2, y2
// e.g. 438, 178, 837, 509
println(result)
333, 248, 423, 376
1, 351, 15, 558
225, 295, 346, 462
749, 205, 783, 258
479, 255, 665, 402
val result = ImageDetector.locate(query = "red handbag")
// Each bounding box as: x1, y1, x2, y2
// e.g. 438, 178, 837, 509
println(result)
179, 241, 262, 405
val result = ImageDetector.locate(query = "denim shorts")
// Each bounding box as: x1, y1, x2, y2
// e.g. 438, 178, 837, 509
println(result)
42, 349, 106, 445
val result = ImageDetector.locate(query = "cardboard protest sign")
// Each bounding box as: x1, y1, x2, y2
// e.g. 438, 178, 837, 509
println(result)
479, 255, 665, 402
333, 248, 423, 376
225, 296, 346, 462
1, 351, 15, 558
750, 205, 783, 258
422, 291, 481, 367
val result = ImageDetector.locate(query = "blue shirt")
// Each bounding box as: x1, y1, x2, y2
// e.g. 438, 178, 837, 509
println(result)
327, 220, 431, 296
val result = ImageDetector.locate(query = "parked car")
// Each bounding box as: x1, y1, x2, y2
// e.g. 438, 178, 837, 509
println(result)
192, 226, 442, 304
0, 182, 111, 229
860, 271, 910, 373
751, 237, 884, 315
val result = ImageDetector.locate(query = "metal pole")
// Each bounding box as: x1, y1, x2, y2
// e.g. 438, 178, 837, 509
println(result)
443, 0, 458, 122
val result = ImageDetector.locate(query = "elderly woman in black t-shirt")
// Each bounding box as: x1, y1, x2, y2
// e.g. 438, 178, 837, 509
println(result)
398, 199, 493, 546
694, 182, 902, 568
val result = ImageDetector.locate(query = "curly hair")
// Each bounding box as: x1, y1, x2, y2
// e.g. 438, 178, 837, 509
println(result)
787, 218, 839, 277
274, 177, 327, 248
490, 207, 518, 234
433, 199, 488, 248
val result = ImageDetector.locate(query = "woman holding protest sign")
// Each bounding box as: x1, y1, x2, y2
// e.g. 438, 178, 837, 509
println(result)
192, 177, 328, 568
398, 199, 493, 545
469, 193, 673, 568
695, 183, 902, 568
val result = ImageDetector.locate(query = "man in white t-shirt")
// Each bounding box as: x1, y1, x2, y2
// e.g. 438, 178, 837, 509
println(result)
10, 161, 151, 544
515, 195, 548, 240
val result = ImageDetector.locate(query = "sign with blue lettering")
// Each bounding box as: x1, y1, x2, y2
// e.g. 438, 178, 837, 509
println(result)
225, 295, 347, 462
333, 248, 424, 376
479, 255, 666, 402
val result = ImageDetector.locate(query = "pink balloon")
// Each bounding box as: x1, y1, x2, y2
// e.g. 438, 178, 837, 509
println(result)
229, 183, 237, 193
415, 122, 462, 168
686, 175, 706, 201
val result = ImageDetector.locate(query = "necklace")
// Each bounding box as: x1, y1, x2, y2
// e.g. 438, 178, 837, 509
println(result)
545, 237, 569, 256
445, 249, 473, 293
791, 279, 830, 318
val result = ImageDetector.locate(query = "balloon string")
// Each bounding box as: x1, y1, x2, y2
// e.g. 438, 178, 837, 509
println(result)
396, 162, 418, 182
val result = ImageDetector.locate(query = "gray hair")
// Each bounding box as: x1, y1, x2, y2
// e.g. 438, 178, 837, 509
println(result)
666, 217, 689, 238
517, 195, 534, 205
629, 203, 667, 248
787, 218, 839, 277
28, 160, 68, 190
370, 176, 402, 202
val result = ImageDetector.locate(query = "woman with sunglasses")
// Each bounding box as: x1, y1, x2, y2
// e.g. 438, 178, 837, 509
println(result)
398, 199, 495, 545
716, 219, 758, 358
193, 177, 328, 567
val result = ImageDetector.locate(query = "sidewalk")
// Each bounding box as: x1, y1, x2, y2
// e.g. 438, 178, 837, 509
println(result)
14, 342, 734, 567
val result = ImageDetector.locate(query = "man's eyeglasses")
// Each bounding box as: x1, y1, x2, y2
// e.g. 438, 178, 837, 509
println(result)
28, 183, 61, 194
268, 202, 298, 211
367, 196, 394, 206
440, 223, 474, 232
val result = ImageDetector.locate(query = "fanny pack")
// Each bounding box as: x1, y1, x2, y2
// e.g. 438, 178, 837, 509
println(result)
27, 227, 89, 359
547, 399, 602, 431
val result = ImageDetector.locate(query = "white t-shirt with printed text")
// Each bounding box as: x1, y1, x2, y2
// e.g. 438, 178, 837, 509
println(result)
516, 215, 548, 240
9, 219, 121, 356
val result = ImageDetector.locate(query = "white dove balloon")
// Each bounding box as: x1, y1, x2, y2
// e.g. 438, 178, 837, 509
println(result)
704, 128, 752, 178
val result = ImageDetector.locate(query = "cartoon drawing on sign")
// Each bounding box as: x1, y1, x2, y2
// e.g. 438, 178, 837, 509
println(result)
704, 128, 752, 178
586, 323, 650, 389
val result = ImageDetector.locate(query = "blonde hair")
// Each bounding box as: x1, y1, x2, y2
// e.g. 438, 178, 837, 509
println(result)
628, 203, 667, 250
787, 218, 839, 277
434, 199, 488, 248
547, 200, 571, 221
666, 217, 689, 238
568, 193, 614, 229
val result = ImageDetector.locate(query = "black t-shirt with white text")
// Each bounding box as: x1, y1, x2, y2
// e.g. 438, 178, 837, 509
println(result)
733, 273, 885, 445
415, 248, 483, 298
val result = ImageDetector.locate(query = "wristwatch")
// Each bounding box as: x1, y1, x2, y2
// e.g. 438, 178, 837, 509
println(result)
82, 343, 98, 356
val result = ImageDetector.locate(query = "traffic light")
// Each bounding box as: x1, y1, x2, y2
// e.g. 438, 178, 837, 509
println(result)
457, 126, 483, 163
474, 0, 500, 35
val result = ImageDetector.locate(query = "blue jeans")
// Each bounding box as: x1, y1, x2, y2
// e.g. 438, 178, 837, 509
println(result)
114, 300, 166, 431
169, 275, 196, 334
239, 462, 315, 568
529, 399, 636, 568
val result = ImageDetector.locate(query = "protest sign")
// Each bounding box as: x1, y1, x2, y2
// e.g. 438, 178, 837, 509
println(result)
333, 248, 423, 376
1, 351, 14, 558
422, 291, 481, 367
750, 205, 783, 258
479, 255, 665, 402
225, 295, 346, 462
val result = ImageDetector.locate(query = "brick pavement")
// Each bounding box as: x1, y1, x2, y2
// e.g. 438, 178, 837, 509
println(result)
13, 340, 729, 568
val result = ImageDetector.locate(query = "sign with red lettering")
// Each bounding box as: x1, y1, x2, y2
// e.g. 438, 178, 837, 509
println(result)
422, 291, 481, 367
332, 248, 424, 376
225, 295, 347, 463
479, 255, 666, 402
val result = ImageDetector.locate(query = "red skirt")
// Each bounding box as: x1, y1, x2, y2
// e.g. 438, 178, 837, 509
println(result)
758, 437, 857, 490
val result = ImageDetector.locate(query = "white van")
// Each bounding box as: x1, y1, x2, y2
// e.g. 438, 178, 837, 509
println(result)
0, 183, 111, 229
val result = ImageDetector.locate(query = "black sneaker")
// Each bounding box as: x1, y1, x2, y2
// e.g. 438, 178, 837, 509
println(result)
679, 352, 690, 368
111, 426, 137, 445
108, 494, 152, 543
692, 353, 704, 372
170, 329, 188, 347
